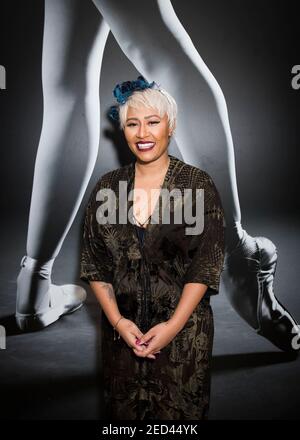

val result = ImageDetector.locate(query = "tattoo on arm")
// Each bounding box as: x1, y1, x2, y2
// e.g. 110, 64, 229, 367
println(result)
99, 282, 116, 301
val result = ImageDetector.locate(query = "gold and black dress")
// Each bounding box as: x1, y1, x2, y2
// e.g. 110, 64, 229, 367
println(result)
80, 154, 225, 420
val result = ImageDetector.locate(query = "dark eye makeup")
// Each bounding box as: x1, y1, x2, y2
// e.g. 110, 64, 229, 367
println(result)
126, 121, 160, 127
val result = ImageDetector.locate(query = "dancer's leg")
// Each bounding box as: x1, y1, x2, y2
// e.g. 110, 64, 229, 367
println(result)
92, 0, 300, 351
17, 0, 110, 320
27, 0, 109, 260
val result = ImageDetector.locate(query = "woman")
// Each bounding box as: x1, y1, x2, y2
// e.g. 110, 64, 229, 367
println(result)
80, 77, 225, 420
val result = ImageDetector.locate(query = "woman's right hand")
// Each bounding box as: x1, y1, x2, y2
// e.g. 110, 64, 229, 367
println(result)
116, 318, 161, 360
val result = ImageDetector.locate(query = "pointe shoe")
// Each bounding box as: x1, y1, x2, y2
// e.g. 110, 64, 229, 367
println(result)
15, 255, 87, 332
222, 228, 300, 353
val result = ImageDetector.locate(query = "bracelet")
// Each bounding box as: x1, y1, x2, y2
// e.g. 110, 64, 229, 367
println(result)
113, 315, 124, 341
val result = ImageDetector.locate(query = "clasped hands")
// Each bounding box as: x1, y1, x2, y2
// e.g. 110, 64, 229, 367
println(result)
117, 318, 178, 360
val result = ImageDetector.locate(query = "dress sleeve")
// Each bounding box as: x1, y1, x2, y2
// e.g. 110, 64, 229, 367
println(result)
182, 171, 226, 296
80, 182, 114, 285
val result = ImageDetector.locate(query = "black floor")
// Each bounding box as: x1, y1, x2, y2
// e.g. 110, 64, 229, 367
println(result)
1, 213, 299, 420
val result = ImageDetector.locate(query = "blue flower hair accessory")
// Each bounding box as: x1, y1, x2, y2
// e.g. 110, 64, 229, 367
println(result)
108, 75, 161, 123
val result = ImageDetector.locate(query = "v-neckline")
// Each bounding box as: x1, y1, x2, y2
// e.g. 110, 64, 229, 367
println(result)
125, 153, 183, 252
130, 154, 172, 232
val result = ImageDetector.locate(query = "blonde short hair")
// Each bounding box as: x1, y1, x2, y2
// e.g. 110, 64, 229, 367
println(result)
118, 87, 177, 134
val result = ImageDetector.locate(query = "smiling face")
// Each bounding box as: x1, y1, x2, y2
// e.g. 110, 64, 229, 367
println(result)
124, 105, 172, 162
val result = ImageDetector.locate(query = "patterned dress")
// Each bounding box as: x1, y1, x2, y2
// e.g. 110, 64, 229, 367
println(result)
80, 154, 225, 420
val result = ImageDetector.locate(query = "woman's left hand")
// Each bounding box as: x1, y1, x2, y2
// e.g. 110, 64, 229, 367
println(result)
132, 321, 179, 358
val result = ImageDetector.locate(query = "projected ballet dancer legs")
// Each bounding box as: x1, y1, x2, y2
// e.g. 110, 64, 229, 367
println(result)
92, 0, 300, 352
16, 0, 110, 331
